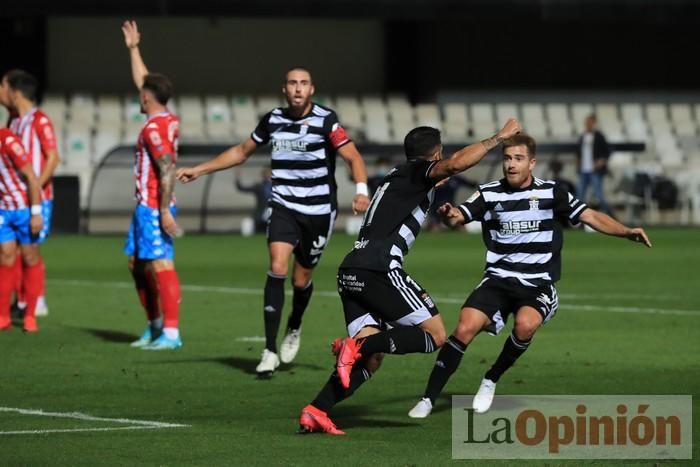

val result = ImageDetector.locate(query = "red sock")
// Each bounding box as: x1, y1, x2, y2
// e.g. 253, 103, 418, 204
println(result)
13, 253, 23, 304
155, 269, 181, 328
23, 261, 43, 322
0, 264, 15, 326
131, 263, 160, 321
38, 258, 46, 297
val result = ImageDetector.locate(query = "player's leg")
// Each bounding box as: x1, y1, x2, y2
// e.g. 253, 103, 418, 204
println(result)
127, 255, 162, 347
0, 231, 19, 330
142, 258, 181, 350
591, 173, 613, 216
17, 242, 41, 332
34, 199, 53, 316
281, 210, 335, 363
475, 284, 557, 413
10, 251, 24, 314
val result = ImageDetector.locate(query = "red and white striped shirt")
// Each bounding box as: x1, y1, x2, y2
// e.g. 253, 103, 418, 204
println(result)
134, 112, 179, 208
0, 128, 32, 210
9, 108, 58, 201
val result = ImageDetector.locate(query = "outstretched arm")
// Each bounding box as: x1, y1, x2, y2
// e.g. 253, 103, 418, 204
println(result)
338, 142, 370, 214
122, 20, 149, 90
176, 137, 258, 183
578, 208, 652, 247
437, 203, 466, 228
428, 118, 521, 183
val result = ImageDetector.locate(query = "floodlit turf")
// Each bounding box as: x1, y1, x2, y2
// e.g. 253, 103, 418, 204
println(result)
1, 228, 698, 466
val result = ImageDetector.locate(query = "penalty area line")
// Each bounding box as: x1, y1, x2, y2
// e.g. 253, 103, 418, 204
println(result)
0, 407, 189, 436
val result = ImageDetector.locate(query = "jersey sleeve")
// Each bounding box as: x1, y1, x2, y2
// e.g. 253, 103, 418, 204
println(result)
143, 120, 175, 159
324, 111, 352, 150
458, 189, 488, 223
553, 181, 587, 223
3, 133, 31, 168
251, 112, 271, 145
35, 115, 58, 152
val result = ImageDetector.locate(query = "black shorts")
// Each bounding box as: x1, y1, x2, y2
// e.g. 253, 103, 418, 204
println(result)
463, 277, 559, 336
266, 203, 336, 269
338, 267, 439, 337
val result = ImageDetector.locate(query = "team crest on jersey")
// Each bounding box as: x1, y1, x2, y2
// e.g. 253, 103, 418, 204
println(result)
529, 196, 539, 210
299, 120, 309, 136
149, 130, 162, 145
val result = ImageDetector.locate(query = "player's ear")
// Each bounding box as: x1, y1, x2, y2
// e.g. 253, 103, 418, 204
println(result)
310, 84, 315, 96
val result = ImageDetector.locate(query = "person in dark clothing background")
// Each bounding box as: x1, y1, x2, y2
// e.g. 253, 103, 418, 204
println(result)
235, 166, 273, 233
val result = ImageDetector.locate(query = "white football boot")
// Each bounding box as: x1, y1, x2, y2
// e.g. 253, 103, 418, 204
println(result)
408, 397, 433, 418
256, 349, 280, 376
280, 328, 302, 363
472, 378, 496, 413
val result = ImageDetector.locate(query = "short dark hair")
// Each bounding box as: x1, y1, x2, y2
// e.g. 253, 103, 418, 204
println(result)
284, 66, 312, 83
5, 69, 39, 102
404, 126, 441, 160
502, 133, 537, 157
142, 73, 173, 105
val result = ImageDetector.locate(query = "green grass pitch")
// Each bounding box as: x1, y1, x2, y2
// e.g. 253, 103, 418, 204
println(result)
1, 228, 698, 466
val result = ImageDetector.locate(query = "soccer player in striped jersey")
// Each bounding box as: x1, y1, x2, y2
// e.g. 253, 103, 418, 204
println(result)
177, 67, 371, 375
408, 133, 651, 418
298, 119, 522, 435
121, 20, 183, 350
0, 126, 44, 332
0, 69, 60, 318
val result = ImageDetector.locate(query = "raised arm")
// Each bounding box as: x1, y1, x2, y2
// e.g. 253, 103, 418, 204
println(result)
337, 142, 370, 214
176, 137, 258, 183
121, 20, 149, 90
428, 118, 522, 183
17, 163, 43, 235
578, 208, 652, 247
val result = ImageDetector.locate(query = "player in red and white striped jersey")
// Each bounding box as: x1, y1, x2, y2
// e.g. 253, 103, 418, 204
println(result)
121, 20, 183, 350
0, 126, 44, 331
0, 70, 59, 317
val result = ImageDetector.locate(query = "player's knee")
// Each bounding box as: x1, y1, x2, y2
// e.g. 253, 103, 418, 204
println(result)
20, 249, 40, 267
269, 262, 288, 276
0, 251, 15, 266
454, 320, 480, 343
364, 352, 384, 372
292, 277, 311, 289
428, 328, 446, 348
514, 320, 539, 341
127, 257, 135, 273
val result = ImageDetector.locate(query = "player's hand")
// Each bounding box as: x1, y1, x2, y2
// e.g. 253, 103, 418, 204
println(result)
160, 210, 183, 238
498, 118, 522, 140
352, 194, 370, 215
176, 167, 200, 183
121, 20, 141, 49
626, 228, 652, 248
30, 214, 43, 236
438, 203, 465, 227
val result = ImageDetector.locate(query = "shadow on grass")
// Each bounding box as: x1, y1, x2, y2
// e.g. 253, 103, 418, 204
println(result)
137, 356, 326, 375
332, 405, 421, 429
82, 327, 139, 343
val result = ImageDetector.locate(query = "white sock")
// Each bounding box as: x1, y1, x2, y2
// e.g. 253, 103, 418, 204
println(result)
37, 296, 47, 308
163, 327, 179, 339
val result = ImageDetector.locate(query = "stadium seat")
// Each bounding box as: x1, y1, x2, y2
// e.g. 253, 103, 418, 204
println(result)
256, 95, 284, 117
570, 103, 594, 129
387, 95, 414, 143
68, 93, 97, 129
645, 103, 673, 136
521, 103, 548, 139
470, 103, 496, 136
669, 103, 697, 137
545, 103, 574, 139
595, 103, 624, 136
335, 95, 364, 137
442, 102, 469, 142
230, 95, 257, 141
96, 95, 122, 126
177, 95, 206, 142
93, 127, 121, 165
620, 103, 649, 142
495, 103, 519, 125
41, 94, 68, 127
414, 103, 441, 128
205, 95, 233, 141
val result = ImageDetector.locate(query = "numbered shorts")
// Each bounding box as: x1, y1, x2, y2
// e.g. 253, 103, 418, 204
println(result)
0, 208, 40, 245
338, 267, 439, 338
463, 276, 559, 336
124, 204, 176, 260
36, 200, 53, 243
266, 203, 336, 269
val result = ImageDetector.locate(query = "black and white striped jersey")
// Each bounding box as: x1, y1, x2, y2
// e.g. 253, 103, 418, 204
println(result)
340, 159, 438, 272
458, 177, 587, 286
251, 103, 351, 216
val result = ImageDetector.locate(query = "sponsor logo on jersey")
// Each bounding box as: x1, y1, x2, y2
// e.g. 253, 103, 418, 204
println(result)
272, 139, 309, 152
499, 220, 542, 235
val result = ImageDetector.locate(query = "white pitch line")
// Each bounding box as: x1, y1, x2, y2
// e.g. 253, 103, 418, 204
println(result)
50, 279, 700, 316
0, 407, 188, 436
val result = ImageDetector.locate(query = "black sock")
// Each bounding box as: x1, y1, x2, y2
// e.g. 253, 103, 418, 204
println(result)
484, 331, 531, 383
424, 335, 468, 403
359, 326, 437, 356
311, 367, 373, 413
263, 272, 286, 353
287, 281, 313, 330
